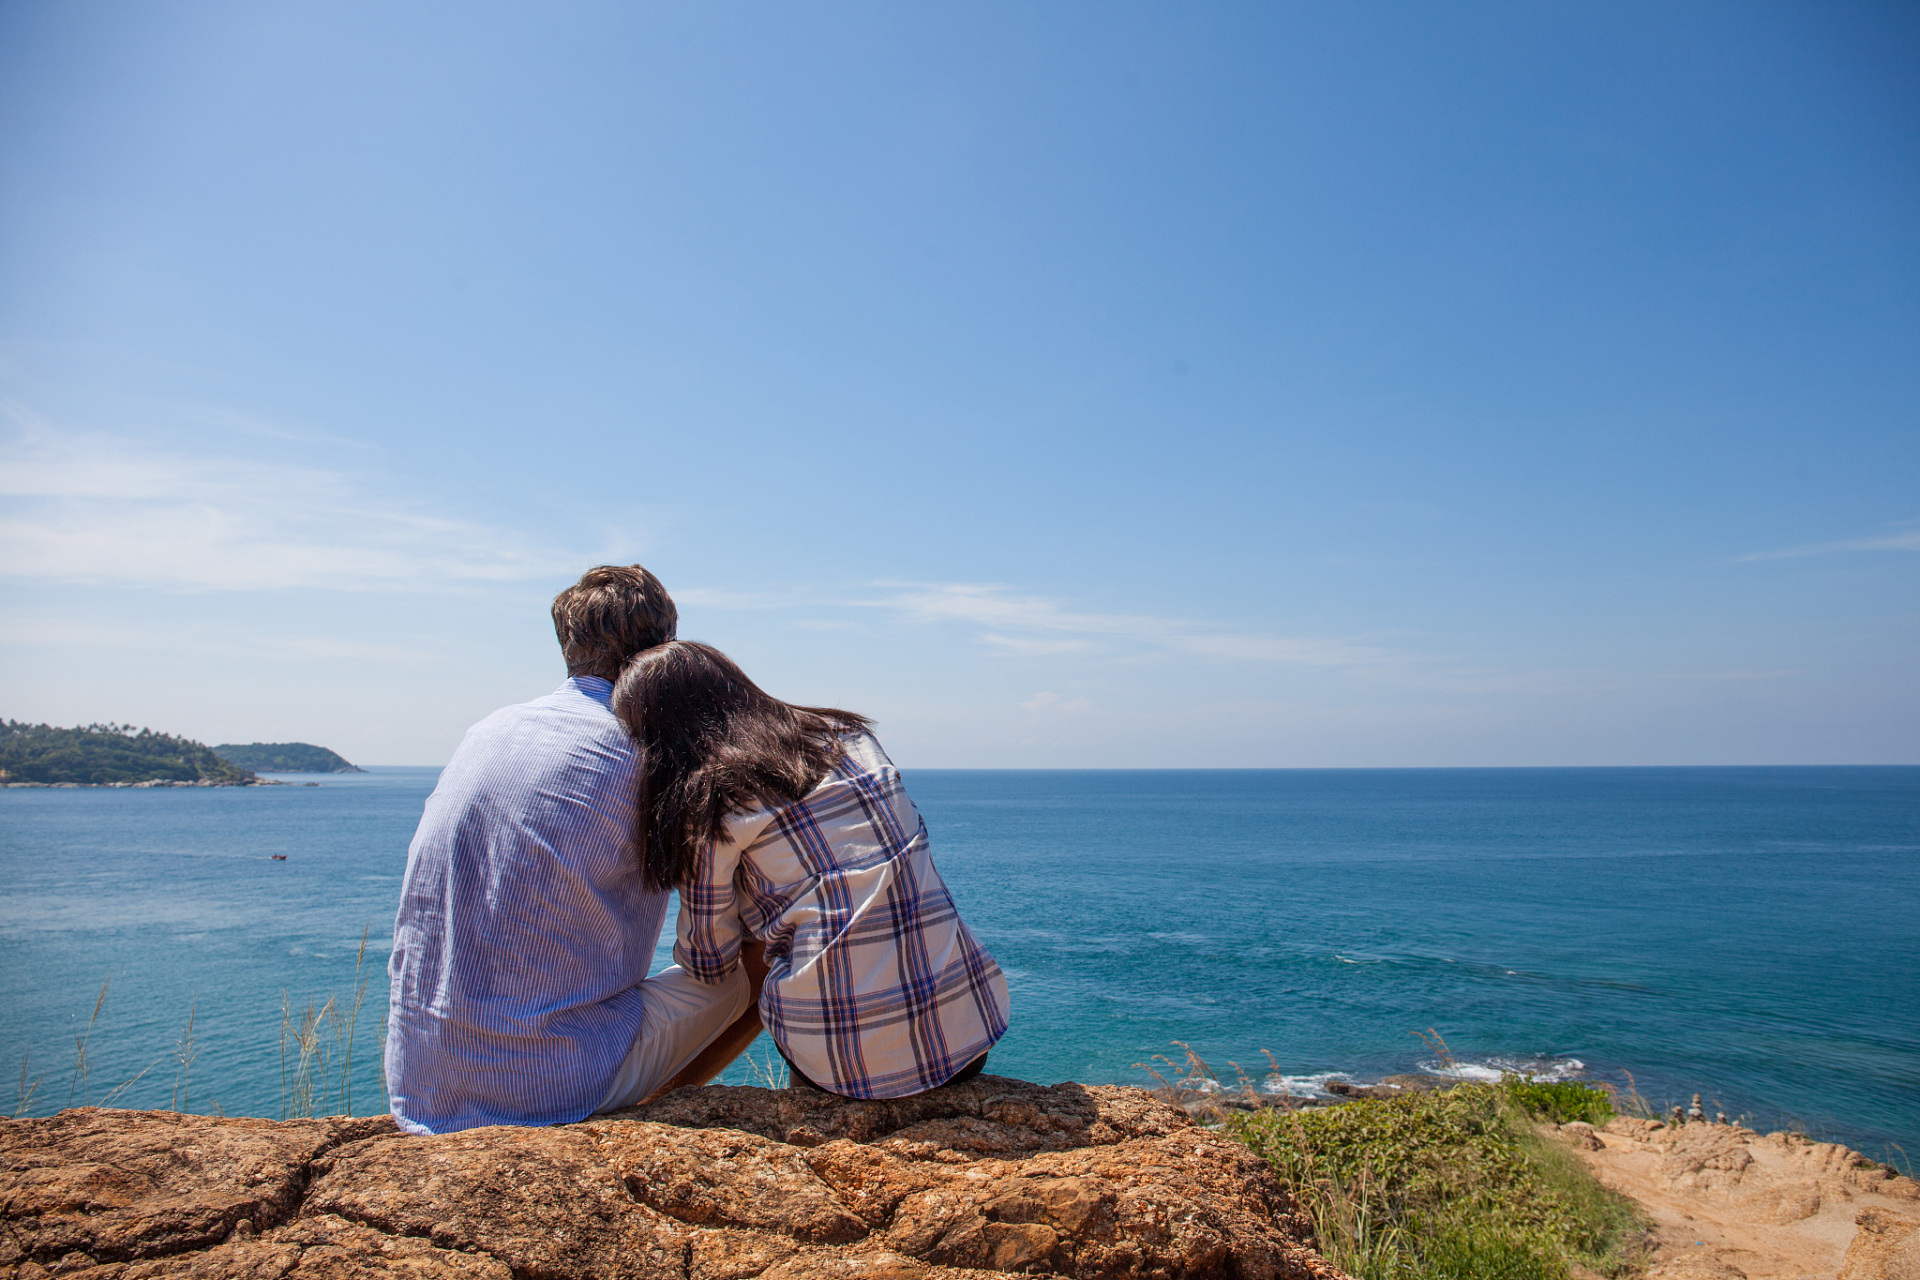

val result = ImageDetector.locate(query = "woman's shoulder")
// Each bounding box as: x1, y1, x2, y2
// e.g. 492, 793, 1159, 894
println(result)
731, 733, 893, 840
835, 729, 896, 777
719, 800, 780, 848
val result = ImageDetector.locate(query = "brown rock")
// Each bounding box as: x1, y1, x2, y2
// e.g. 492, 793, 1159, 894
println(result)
800, 1142, 944, 1229
618, 1077, 1180, 1156
1657, 1125, 1759, 1194
2, 1080, 1345, 1280
96, 1213, 514, 1278
1838, 1208, 1920, 1280
1556, 1122, 1604, 1151
1602, 1116, 1667, 1140
1645, 1252, 1748, 1280
602, 1123, 869, 1243
687, 1228, 801, 1280
883, 1130, 1323, 1280
1733, 1178, 1822, 1225
756, 1251, 930, 1280
1373, 1075, 1450, 1094
302, 1123, 688, 1279
0, 1108, 373, 1270
1576, 1105, 1920, 1280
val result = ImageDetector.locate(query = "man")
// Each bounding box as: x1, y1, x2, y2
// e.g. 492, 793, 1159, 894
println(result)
386, 564, 766, 1135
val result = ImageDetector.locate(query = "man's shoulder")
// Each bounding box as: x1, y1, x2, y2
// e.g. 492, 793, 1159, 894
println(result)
468, 679, 621, 735
443, 682, 633, 781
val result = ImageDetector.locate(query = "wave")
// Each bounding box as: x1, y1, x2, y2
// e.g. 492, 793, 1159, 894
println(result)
1247, 1071, 1347, 1099
1167, 1054, 1593, 1100
1418, 1054, 1587, 1083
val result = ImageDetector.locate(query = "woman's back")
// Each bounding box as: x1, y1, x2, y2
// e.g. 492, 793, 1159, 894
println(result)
673, 732, 1009, 1098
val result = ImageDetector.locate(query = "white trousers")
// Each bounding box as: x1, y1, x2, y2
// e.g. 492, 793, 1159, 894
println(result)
593, 963, 752, 1113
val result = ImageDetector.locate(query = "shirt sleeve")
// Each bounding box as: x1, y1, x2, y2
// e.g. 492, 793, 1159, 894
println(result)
672, 808, 768, 984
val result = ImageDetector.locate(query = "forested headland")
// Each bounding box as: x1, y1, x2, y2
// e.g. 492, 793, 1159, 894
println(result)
0, 721, 259, 785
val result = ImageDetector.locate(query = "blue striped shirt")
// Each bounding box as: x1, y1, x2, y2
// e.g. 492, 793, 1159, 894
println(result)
385, 677, 668, 1135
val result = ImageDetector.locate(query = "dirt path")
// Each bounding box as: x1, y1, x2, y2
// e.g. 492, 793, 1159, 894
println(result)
1556, 1116, 1920, 1280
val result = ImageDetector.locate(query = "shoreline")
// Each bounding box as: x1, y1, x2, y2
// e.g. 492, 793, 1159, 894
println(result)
2, 778, 293, 788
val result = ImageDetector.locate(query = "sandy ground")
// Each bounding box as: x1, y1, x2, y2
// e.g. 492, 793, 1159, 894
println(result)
1555, 1116, 1920, 1280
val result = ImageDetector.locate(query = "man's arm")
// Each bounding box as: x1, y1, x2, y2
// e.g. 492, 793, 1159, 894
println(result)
640, 938, 769, 1102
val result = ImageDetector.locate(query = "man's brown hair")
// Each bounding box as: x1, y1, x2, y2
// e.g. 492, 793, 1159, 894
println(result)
552, 565, 678, 682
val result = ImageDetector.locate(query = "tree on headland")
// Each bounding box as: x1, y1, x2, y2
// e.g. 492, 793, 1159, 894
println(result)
0, 721, 257, 786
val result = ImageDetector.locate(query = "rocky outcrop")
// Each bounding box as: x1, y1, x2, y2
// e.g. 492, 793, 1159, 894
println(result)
1839, 1209, 1920, 1280
1, 1078, 1345, 1280
1568, 1115, 1920, 1280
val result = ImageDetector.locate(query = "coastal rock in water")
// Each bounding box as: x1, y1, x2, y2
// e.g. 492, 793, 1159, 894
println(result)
1838, 1209, 1920, 1280
0, 1079, 1347, 1280
1373, 1075, 1451, 1094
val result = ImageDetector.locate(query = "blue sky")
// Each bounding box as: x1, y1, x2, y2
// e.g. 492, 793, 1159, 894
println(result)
1, 1, 1915, 766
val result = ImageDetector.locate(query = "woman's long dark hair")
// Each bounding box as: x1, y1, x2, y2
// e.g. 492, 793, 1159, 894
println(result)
612, 640, 872, 892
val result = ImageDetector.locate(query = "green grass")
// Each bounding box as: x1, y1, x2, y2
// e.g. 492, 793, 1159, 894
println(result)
1227, 1082, 1646, 1280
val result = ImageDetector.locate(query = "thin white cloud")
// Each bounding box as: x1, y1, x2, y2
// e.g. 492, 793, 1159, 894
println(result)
1738, 527, 1920, 562
0, 411, 587, 591
980, 633, 1093, 657
0, 615, 433, 665
1021, 691, 1093, 713
871, 581, 1397, 667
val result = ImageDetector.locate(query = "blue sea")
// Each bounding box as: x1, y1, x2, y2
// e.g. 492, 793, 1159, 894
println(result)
2, 767, 1916, 1158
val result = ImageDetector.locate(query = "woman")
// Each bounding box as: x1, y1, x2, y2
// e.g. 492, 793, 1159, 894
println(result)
612, 640, 1009, 1098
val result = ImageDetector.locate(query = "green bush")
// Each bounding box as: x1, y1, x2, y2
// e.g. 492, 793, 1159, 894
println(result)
1227, 1083, 1645, 1280
1500, 1078, 1614, 1126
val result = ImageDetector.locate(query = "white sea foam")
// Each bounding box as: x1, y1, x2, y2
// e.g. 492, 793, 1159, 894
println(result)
1438, 1062, 1508, 1082
1417, 1055, 1588, 1083
1241, 1055, 1591, 1099
1258, 1072, 1347, 1098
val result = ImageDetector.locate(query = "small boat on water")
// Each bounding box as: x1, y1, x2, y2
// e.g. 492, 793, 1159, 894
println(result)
271, 855, 287, 861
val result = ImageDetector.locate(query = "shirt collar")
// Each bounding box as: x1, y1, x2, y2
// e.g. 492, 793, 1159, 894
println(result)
563, 675, 615, 708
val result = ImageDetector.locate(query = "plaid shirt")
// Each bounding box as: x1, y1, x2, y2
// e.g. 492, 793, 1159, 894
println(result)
675, 733, 1009, 1098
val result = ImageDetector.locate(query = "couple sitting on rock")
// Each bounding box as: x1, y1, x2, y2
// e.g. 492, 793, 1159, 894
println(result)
384, 565, 1009, 1135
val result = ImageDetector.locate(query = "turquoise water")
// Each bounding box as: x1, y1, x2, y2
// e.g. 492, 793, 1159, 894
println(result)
1, 767, 1915, 1157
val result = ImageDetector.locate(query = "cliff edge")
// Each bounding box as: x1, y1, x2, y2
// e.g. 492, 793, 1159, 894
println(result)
0, 1076, 1349, 1280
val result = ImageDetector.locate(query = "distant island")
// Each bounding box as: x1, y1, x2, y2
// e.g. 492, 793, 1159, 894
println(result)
1, 721, 259, 786
214, 742, 364, 773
